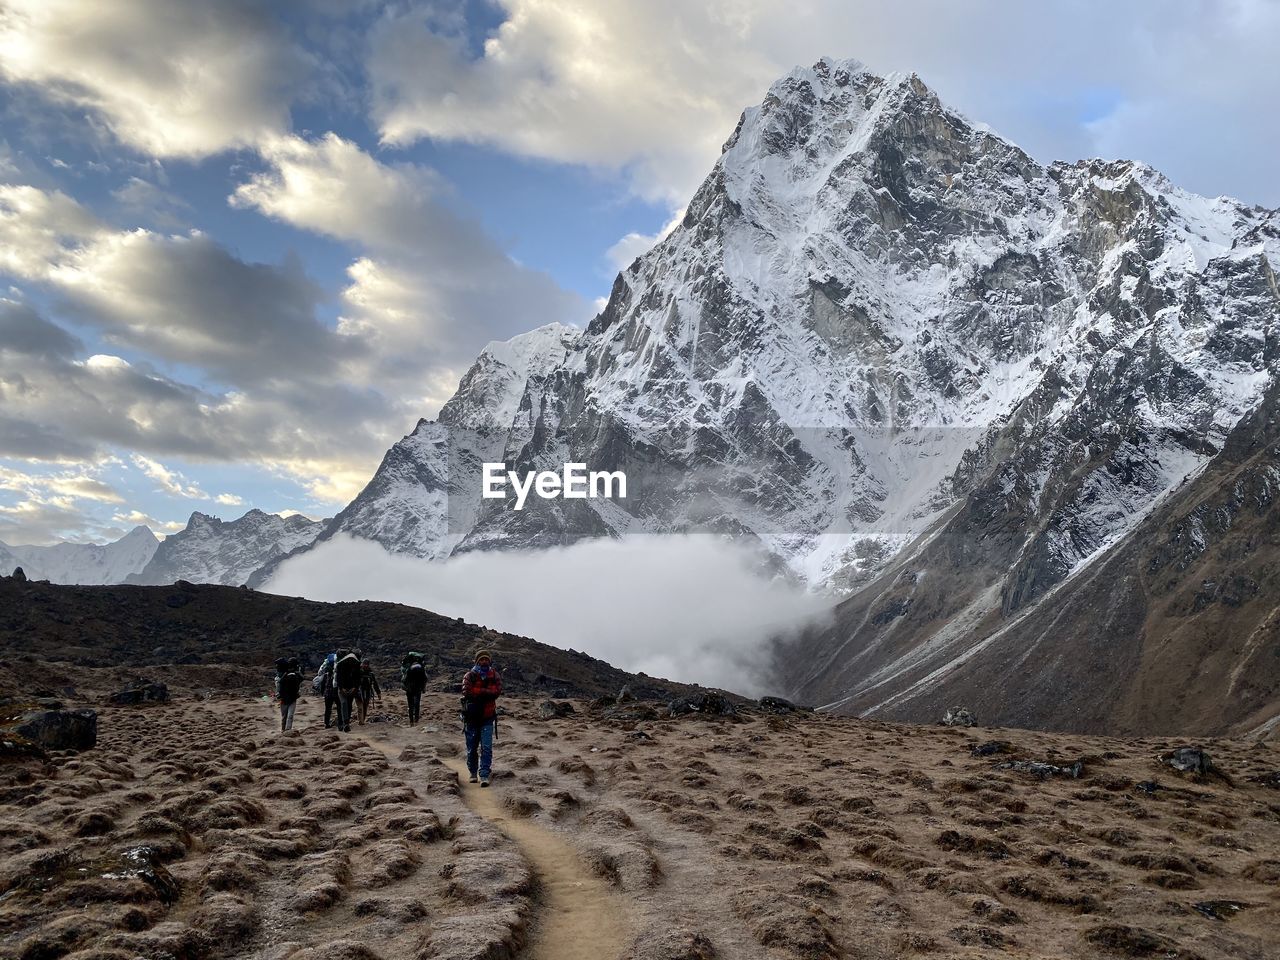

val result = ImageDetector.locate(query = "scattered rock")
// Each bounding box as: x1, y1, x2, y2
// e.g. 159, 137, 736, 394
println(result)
1162, 747, 1215, 775
537, 700, 576, 719
970, 740, 1014, 757
1192, 900, 1249, 921
12, 708, 97, 751
942, 706, 976, 727
995, 759, 1083, 780
109, 680, 169, 706
758, 696, 802, 714
668, 692, 736, 717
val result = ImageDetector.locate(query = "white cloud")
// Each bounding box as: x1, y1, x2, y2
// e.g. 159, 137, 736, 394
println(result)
266, 533, 833, 694
0, 464, 123, 504
367, 0, 1280, 207
131, 454, 208, 499
111, 509, 184, 535
231, 132, 590, 408
0, 0, 309, 158
127, 457, 240, 507
605, 207, 685, 271
0, 462, 129, 542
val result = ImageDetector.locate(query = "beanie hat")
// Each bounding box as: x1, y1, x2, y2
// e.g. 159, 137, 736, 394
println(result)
474, 648, 492, 663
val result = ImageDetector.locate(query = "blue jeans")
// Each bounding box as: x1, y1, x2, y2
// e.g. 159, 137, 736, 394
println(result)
465, 721, 494, 778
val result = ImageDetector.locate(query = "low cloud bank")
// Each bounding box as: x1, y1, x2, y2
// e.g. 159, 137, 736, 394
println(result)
266, 534, 832, 695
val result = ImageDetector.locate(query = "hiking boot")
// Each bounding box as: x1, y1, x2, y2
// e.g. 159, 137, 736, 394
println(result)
469, 773, 478, 783
480, 777, 490, 787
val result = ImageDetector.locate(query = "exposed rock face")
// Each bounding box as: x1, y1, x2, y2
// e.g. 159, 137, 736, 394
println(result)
132, 510, 325, 587
12, 708, 97, 751
783, 381, 1280, 736
263, 58, 1276, 598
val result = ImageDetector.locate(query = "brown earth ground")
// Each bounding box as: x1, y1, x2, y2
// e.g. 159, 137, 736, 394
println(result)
2, 695, 1279, 960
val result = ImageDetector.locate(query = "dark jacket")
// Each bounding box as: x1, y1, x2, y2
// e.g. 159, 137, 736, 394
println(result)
462, 666, 502, 724
278, 671, 303, 704
334, 653, 362, 691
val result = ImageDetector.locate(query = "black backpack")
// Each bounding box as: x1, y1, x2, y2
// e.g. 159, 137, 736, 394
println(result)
404, 662, 426, 691
279, 670, 303, 701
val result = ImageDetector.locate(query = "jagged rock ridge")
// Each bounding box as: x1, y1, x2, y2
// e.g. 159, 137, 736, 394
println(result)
131, 509, 326, 587
269, 57, 1277, 597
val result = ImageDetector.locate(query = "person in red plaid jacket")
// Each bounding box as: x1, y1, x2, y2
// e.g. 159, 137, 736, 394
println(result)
461, 648, 502, 786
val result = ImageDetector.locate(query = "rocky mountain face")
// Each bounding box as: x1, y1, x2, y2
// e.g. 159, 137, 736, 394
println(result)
130, 509, 325, 587
272, 58, 1276, 589
779, 382, 1280, 736
253, 58, 1278, 734
0, 525, 158, 584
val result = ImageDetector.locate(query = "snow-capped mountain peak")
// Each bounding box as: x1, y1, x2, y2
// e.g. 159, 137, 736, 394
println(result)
0, 525, 159, 584
264, 58, 1278, 605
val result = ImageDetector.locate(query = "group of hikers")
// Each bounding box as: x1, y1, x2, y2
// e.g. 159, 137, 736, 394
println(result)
271, 645, 503, 786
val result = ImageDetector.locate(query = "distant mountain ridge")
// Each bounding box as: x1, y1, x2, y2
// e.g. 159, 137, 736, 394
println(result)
1, 509, 326, 587
129, 509, 326, 586
0, 525, 158, 584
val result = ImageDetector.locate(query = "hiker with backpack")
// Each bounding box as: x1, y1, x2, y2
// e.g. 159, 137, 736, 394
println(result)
313, 652, 338, 728
401, 652, 427, 725
274, 656, 303, 732
460, 648, 502, 787
356, 659, 382, 725
333, 647, 362, 733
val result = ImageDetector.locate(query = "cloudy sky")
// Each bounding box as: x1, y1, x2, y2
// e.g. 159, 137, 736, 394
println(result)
0, 0, 1275, 545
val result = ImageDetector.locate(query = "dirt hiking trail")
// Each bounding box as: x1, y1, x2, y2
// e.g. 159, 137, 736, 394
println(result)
439, 756, 630, 960
356, 715, 630, 960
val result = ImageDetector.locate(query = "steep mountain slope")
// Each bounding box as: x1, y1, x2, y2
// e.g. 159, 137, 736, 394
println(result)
780, 383, 1280, 736
268, 58, 1277, 604
0, 525, 158, 584
130, 509, 325, 586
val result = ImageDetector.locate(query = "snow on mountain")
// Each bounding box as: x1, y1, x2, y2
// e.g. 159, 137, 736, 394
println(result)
271, 56, 1276, 622
0, 526, 159, 584
130, 509, 326, 587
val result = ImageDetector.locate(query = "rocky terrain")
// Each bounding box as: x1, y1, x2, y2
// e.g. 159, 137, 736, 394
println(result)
1, 692, 1277, 960
0, 577, 713, 705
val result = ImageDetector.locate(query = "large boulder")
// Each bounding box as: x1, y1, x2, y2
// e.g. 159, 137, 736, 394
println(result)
759, 696, 802, 714
667, 692, 737, 718
109, 680, 169, 706
13, 708, 97, 751
537, 700, 576, 720
942, 706, 977, 727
